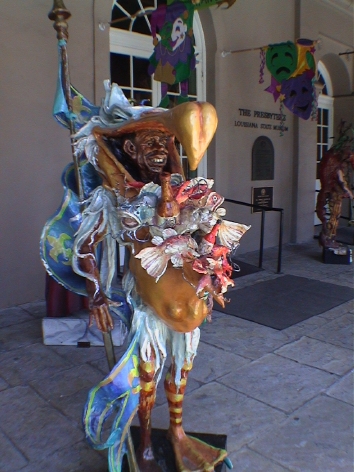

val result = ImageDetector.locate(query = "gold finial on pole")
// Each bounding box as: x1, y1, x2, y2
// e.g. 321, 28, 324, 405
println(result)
48, 0, 71, 41
48, 0, 84, 202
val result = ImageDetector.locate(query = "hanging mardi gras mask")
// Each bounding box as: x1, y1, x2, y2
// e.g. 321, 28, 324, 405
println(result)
266, 41, 298, 83
292, 38, 316, 78
281, 72, 313, 120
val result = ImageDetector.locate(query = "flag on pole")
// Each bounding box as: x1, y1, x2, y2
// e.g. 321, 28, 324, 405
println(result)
53, 40, 100, 131
83, 330, 141, 472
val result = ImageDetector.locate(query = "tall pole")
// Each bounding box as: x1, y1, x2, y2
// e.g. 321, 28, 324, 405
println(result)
48, 1, 117, 367
48, 2, 138, 469
48, 0, 84, 202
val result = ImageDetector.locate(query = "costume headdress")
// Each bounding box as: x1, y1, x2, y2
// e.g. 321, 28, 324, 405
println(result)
73, 81, 218, 194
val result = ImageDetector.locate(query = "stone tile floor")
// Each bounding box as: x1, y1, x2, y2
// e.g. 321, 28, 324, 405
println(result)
0, 240, 353, 471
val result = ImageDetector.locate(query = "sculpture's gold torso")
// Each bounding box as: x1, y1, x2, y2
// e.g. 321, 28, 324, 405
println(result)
129, 241, 209, 333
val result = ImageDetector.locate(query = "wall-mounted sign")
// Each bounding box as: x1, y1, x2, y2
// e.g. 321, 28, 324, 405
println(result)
252, 186, 273, 213
235, 108, 288, 133
252, 136, 274, 180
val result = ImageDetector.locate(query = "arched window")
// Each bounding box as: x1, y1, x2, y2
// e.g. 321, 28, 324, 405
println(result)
110, 1, 206, 177
315, 61, 334, 225
316, 62, 334, 178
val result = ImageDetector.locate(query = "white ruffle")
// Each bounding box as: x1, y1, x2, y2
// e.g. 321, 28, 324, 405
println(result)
123, 270, 200, 388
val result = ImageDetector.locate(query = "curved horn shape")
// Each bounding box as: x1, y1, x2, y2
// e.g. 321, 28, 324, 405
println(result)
158, 101, 218, 171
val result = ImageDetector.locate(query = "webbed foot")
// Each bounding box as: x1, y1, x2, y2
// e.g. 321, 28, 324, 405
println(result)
167, 427, 228, 472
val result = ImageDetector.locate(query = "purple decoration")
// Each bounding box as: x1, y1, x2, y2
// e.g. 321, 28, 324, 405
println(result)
259, 48, 266, 84
151, 35, 195, 69
265, 76, 281, 102
150, 4, 167, 37
280, 72, 314, 120
148, 1, 196, 88
165, 1, 186, 24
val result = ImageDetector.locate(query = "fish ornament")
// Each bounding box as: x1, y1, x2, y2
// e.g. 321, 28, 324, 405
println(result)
174, 177, 214, 205
218, 220, 251, 250
135, 230, 199, 282
134, 175, 251, 306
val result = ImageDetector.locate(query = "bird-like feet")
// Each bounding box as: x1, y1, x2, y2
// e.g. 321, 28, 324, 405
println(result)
167, 426, 228, 472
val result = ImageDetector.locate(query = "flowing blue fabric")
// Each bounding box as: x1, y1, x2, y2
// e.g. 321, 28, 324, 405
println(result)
40, 160, 101, 295
83, 330, 141, 472
53, 40, 100, 130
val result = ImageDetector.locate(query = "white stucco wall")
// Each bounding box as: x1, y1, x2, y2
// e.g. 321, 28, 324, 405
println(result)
210, 1, 296, 252
0, 0, 96, 308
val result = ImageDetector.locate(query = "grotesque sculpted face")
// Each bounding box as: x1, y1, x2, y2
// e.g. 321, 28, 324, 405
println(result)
123, 130, 171, 183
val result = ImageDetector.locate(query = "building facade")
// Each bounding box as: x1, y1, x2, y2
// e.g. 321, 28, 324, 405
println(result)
0, 0, 353, 308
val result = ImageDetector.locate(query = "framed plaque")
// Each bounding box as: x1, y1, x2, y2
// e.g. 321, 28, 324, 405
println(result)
252, 136, 274, 181
252, 186, 273, 213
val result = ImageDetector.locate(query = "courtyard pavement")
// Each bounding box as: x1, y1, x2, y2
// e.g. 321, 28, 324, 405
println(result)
0, 240, 353, 472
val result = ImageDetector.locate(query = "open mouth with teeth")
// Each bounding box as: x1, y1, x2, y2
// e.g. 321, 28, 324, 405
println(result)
145, 154, 168, 171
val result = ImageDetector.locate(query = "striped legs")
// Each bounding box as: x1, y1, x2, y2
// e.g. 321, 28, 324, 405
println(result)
137, 350, 162, 472
164, 359, 228, 472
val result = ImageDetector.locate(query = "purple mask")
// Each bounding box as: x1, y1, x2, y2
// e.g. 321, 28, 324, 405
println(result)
281, 73, 313, 120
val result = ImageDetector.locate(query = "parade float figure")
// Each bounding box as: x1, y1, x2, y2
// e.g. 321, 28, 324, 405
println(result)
63, 81, 250, 472
316, 122, 354, 248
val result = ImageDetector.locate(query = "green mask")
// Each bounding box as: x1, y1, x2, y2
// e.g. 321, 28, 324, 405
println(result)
266, 41, 298, 82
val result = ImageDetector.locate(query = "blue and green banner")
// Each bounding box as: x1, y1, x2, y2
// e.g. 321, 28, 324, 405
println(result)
83, 330, 141, 472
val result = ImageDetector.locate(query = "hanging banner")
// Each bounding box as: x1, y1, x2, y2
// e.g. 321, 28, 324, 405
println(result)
169, 0, 237, 9
148, 1, 196, 95
260, 38, 317, 121
149, 0, 237, 106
